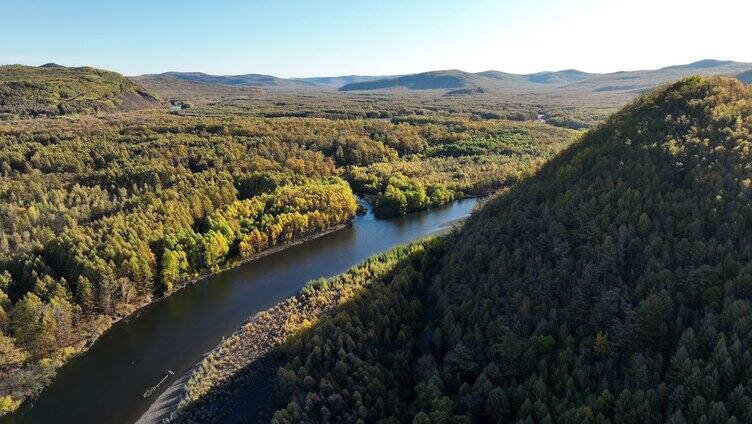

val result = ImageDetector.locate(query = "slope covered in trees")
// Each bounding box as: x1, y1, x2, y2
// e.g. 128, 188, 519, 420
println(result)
0, 65, 160, 118
263, 76, 752, 423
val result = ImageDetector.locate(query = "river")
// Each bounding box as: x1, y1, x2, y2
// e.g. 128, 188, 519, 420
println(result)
3, 198, 477, 424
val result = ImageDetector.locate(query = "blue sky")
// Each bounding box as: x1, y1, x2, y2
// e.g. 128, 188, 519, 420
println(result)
2, 0, 750, 77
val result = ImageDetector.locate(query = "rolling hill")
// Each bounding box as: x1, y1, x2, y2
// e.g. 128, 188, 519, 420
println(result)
338, 69, 599, 91
338, 70, 486, 91
0, 64, 160, 118
134, 71, 318, 89
339, 59, 752, 93
135, 72, 393, 90
566, 59, 752, 93
291, 75, 394, 88
738, 70, 752, 84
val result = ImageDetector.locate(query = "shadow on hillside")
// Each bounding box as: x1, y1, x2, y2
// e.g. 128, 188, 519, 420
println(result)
171, 244, 432, 423
171, 349, 280, 423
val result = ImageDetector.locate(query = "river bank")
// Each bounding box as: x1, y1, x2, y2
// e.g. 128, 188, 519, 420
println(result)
161, 240, 441, 423
3, 198, 477, 424
2, 222, 351, 417
94, 221, 353, 349
144, 212, 473, 423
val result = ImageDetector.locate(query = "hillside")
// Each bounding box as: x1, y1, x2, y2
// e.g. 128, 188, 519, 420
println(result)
339, 70, 488, 91
0, 65, 160, 118
134, 76, 266, 108
136, 72, 397, 89
338, 69, 600, 91
268, 76, 752, 422
477, 69, 595, 85
567, 59, 752, 93
169, 76, 752, 422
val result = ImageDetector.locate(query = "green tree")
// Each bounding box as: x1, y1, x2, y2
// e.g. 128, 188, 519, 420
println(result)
9, 292, 43, 354
0, 333, 27, 369
160, 248, 189, 292
374, 185, 407, 218
202, 231, 230, 271
74, 276, 95, 312
594, 331, 609, 354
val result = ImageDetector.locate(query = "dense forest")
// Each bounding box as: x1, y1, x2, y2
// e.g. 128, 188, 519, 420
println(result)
0, 65, 576, 413
175, 76, 752, 423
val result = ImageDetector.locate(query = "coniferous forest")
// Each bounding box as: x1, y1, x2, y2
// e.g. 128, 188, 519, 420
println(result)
169, 76, 752, 424
267, 77, 752, 423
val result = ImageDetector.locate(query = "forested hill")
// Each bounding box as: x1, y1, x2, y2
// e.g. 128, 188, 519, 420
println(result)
272, 76, 752, 422
0, 65, 160, 118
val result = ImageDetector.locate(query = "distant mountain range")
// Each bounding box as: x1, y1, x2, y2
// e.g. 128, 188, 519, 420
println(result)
134, 72, 391, 89
291, 75, 396, 88
133, 59, 752, 95
338, 59, 752, 93
133, 71, 316, 89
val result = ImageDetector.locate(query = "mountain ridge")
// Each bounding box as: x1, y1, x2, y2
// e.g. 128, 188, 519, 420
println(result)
133, 71, 318, 89
339, 59, 752, 92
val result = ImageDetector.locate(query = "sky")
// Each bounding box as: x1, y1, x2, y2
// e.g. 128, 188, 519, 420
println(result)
2, 0, 751, 77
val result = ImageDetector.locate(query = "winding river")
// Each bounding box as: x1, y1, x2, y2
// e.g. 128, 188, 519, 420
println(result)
3, 199, 477, 424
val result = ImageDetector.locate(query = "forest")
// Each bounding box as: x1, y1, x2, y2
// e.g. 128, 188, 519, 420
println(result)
169, 76, 752, 423
267, 76, 752, 423
0, 70, 576, 413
